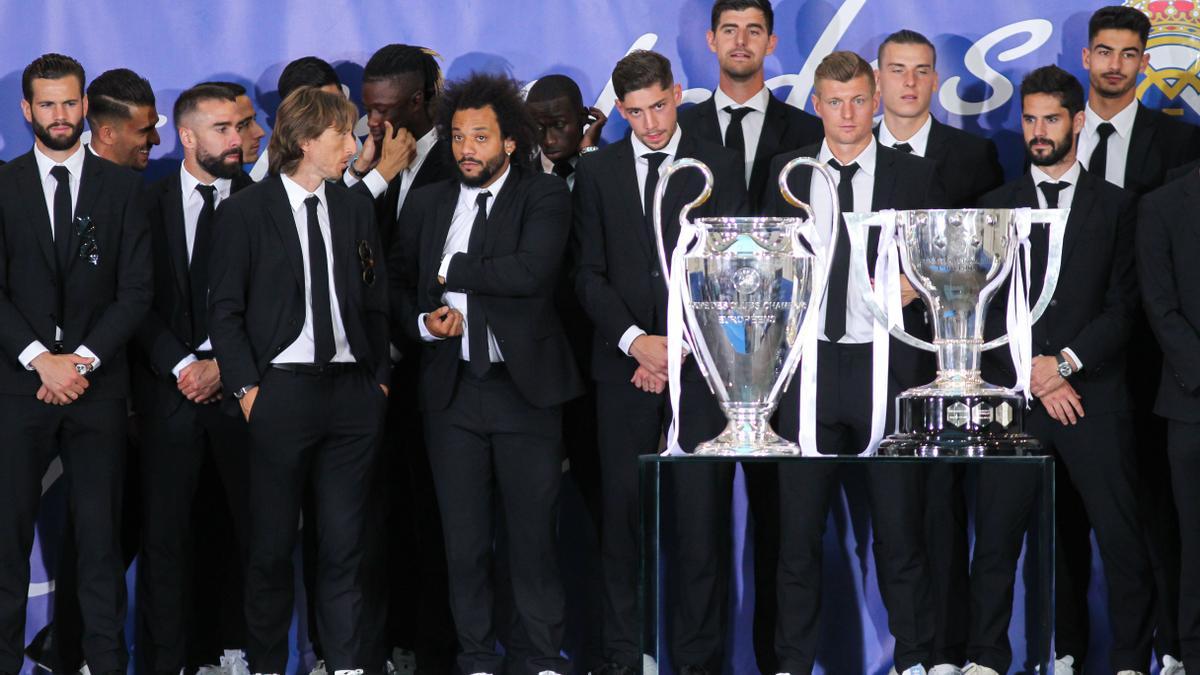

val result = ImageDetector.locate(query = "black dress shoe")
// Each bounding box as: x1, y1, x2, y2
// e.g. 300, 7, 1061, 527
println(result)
592, 664, 637, 675
677, 666, 711, 675
24, 623, 84, 674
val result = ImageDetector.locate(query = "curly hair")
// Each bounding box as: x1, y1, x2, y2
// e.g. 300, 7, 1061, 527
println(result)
435, 72, 537, 169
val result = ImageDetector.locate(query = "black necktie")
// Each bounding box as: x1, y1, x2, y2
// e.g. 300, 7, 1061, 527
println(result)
50, 165, 72, 332
466, 190, 492, 376
552, 160, 574, 180
305, 195, 336, 364
190, 184, 218, 344
1088, 122, 1117, 182
893, 142, 914, 154
642, 151, 668, 232
1031, 180, 1070, 300
723, 106, 754, 157
824, 159, 859, 341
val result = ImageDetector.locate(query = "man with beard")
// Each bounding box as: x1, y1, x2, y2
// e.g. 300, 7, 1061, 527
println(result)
86, 68, 161, 171
0, 52, 151, 675
209, 82, 267, 178
132, 83, 255, 675
966, 65, 1150, 675
388, 72, 581, 675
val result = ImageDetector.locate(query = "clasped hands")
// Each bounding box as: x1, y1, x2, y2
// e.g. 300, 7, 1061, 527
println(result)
1030, 354, 1084, 426
629, 334, 689, 394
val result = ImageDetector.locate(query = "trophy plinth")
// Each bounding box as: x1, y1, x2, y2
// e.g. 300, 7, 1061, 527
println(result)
880, 389, 1041, 457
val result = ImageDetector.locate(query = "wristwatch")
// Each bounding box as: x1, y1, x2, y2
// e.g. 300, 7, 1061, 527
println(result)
233, 384, 257, 399
580, 145, 599, 154
347, 160, 368, 179
1055, 353, 1075, 379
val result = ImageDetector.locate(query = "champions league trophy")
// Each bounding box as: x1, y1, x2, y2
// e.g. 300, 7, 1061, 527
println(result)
650, 157, 840, 456
843, 208, 1069, 456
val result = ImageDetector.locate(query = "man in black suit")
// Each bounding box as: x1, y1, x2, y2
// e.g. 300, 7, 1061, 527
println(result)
86, 68, 161, 171
0, 52, 152, 675
389, 72, 582, 675
679, 0, 822, 212
133, 83, 255, 675
1138, 163, 1200, 673
967, 65, 1151, 675
207, 87, 390, 675
872, 29, 1006, 675
573, 49, 746, 675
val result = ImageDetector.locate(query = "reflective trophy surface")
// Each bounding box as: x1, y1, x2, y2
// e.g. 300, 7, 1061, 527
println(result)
652, 157, 839, 455
843, 208, 1068, 456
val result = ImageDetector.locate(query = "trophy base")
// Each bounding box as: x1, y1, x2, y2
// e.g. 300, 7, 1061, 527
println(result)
878, 390, 1045, 457
693, 410, 800, 456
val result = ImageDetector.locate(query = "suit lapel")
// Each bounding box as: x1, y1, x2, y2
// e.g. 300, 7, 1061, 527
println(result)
324, 185, 355, 318
265, 176, 306, 290
750, 96, 788, 202
428, 181, 458, 305
162, 173, 191, 300
692, 97, 723, 144
924, 118, 951, 164
614, 139, 657, 262
482, 165, 520, 254
1059, 171, 1094, 269
664, 133, 704, 251
871, 147, 900, 210
62, 151, 106, 275
15, 154, 56, 273
1125, 103, 1156, 188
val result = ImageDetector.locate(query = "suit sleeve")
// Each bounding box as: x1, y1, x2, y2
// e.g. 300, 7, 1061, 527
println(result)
78, 177, 153, 362
973, 139, 1005, 201
134, 193, 194, 377
0, 200, 46, 364
207, 200, 260, 395
1137, 193, 1200, 392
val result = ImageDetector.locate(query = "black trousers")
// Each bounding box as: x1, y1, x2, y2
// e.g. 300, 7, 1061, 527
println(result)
773, 341, 932, 674
137, 395, 250, 673
924, 463, 968, 667
1167, 419, 1200, 666
593, 377, 729, 672
424, 365, 568, 675
0, 395, 128, 674
968, 408, 1153, 672
243, 366, 385, 674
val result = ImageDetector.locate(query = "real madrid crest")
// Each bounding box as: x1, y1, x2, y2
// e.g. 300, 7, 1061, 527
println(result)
1126, 0, 1200, 121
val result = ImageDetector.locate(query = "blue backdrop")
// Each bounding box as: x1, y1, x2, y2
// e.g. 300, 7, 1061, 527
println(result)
4, 0, 1197, 673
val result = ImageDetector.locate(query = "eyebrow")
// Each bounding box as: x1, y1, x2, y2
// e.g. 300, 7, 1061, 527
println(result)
1094, 42, 1141, 53
719, 21, 766, 30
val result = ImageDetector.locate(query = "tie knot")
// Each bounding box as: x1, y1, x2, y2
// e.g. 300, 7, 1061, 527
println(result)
552, 160, 574, 179
829, 159, 860, 180
1037, 180, 1069, 207
1096, 121, 1116, 140
893, 142, 914, 154
724, 106, 754, 124
643, 152, 668, 172
50, 165, 70, 184
475, 190, 491, 210
196, 183, 217, 203
304, 194, 320, 213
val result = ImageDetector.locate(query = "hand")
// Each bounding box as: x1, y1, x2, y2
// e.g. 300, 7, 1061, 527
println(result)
352, 132, 378, 175
630, 334, 669, 377
1030, 355, 1065, 398
238, 386, 259, 422
580, 106, 608, 151
899, 274, 920, 307
31, 353, 92, 404
425, 306, 464, 338
374, 122, 417, 183
380, 383, 389, 397
631, 365, 666, 394
177, 359, 222, 404
1040, 380, 1084, 426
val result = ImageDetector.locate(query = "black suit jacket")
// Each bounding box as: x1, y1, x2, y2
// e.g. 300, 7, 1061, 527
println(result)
0, 149, 152, 398
350, 137, 455, 250
208, 175, 390, 402
980, 169, 1138, 414
874, 116, 1004, 208
679, 91, 823, 211
764, 142, 946, 387
1137, 169, 1200, 422
391, 164, 583, 410
132, 168, 254, 417
573, 131, 748, 383
1119, 102, 1200, 195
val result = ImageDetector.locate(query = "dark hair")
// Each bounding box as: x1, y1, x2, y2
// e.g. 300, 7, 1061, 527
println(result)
612, 50, 674, 100
204, 81, 248, 97
269, 87, 358, 176
435, 72, 537, 169
814, 51, 876, 93
1020, 65, 1085, 117
526, 74, 583, 110
710, 0, 774, 34
278, 57, 341, 100
364, 44, 443, 108
22, 53, 85, 102
878, 29, 937, 68
86, 68, 155, 125
173, 83, 239, 127
1088, 5, 1151, 47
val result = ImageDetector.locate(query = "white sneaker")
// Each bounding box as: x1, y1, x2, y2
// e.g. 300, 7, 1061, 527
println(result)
1163, 655, 1187, 675
197, 666, 222, 675
929, 665, 963, 675
643, 654, 658, 675
889, 666, 928, 675
333, 670, 364, 675
221, 650, 250, 675
536, 672, 564, 675
1053, 655, 1075, 675
308, 661, 328, 675
79, 665, 91, 675
1114, 671, 1145, 675
961, 664, 999, 675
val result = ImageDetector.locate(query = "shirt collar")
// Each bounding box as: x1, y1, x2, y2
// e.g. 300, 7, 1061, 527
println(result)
877, 114, 933, 155
818, 137, 878, 177
33, 143, 86, 182
280, 173, 328, 212
630, 124, 683, 161
1085, 98, 1138, 139
538, 152, 576, 174
414, 127, 438, 162
180, 162, 233, 201
712, 86, 770, 115
458, 161, 512, 206
1030, 160, 1082, 189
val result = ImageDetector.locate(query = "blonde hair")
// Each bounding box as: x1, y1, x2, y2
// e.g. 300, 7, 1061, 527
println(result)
267, 87, 358, 176
813, 50, 876, 94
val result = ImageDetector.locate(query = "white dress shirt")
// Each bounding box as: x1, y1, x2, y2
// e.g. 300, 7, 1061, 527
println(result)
273, 175, 355, 364
877, 114, 934, 157
170, 164, 234, 377
416, 164, 512, 364
19, 144, 101, 371
713, 86, 770, 187
1077, 98, 1137, 188
343, 127, 439, 218
617, 126, 685, 355
1029, 160, 1083, 369
813, 139, 879, 344
539, 152, 577, 191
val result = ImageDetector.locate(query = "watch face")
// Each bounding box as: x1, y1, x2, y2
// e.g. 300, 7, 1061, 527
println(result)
1058, 362, 1072, 377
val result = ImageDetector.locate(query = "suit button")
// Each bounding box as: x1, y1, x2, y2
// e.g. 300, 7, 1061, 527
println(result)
651, 270, 660, 278
183, 310, 190, 318
1049, 299, 1057, 307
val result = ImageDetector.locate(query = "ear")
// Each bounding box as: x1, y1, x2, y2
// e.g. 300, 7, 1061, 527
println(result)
96, 123, 115, 144
932, 70, 940, 93
766, 32, 779, 56
80, 94, 88, 120
706, 30, 718, 54
503, 137, 516, 156
178, 126, 194, 150
1141, 50, 1151, 70
1082, 46, 1091, 70
20, 98, 32, 124
615, 98, 630, 122
1072, 109, 1087, 133
672, 83, 683, 105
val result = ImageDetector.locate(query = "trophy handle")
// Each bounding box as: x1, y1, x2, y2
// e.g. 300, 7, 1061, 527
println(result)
980, 208, 1070, 351
843, 211, 938, 353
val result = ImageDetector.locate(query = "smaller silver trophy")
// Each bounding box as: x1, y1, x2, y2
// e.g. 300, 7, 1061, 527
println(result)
650, 157, 839, 456
843, 208, 1068, 456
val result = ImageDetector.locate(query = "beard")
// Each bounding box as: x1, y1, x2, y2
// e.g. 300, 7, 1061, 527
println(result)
1027, 131, 1074, 167
32, 117, 84, 151
1091, 71, 1134, 99
198, 146, 245, 179
456, 151, 507, 188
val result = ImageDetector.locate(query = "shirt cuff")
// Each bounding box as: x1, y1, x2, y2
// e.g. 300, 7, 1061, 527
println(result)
417, 313, 445, 342
76, 345, 101, 371
172, 354, 199, 380
1062, 348, 1082, 371
438, 253, 455, 280
361, 169, 388, 199
19, 341, 49, 370
618, 325, 646, 356
343, 167, 361, 186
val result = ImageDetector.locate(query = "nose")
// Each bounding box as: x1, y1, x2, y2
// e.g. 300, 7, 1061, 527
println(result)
149, 128, 161, 146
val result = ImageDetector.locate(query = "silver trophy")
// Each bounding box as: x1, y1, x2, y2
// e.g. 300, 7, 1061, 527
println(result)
651, 157, 840, 456
843, 208, 1068, 456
